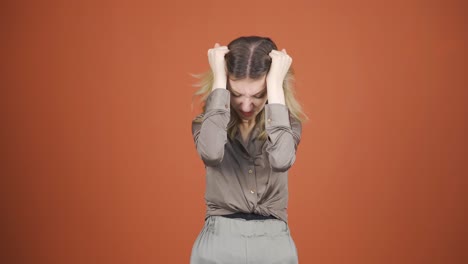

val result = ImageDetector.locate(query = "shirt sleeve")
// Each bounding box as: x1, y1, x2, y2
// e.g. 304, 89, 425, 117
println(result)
264, 103, 302, 172
191, 88, 231, 167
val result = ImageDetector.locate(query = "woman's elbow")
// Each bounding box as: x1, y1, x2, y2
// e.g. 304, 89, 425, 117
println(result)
198, 147, 224, 167
269, 154, 296, 172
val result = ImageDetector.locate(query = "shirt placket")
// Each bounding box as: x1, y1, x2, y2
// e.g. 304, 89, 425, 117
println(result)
236, 135, 259, 210
246, 165, 257, 198
246, 136, 261, 211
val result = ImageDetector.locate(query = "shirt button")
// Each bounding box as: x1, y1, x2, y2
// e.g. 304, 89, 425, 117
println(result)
248, 169, 253, 174
250, 189, 255, 194
267, 118, 272, 123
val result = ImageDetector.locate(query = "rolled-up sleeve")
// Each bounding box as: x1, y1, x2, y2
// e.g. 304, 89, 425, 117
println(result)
264, 103, 302, 172
192, 89, 231, 167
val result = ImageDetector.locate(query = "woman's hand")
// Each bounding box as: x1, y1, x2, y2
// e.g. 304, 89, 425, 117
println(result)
266, 49, 292, 105
208, 43, 229, 89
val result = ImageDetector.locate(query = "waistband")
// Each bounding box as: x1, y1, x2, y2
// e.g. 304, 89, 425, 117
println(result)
203, 215, 290, 238
221, 212, 278, 221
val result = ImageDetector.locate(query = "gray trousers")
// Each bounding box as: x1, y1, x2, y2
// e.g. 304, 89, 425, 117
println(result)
190, 216, 298, 264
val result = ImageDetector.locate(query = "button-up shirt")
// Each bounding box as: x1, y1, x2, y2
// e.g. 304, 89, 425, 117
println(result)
191, 88, 302, 222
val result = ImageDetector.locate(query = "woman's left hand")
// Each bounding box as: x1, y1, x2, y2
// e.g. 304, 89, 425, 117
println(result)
266, 49, 292, 104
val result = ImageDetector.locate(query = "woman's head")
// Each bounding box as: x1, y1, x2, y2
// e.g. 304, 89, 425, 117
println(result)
224, 37, 277, 122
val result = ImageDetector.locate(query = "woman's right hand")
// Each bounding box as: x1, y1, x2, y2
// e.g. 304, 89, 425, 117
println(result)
208, 43, 229, 89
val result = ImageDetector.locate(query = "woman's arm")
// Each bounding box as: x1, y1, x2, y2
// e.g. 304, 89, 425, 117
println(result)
264, 48, 301, 171
192, 43, 230, 167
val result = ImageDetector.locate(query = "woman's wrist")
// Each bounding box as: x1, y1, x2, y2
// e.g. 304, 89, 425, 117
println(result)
267, 84, 286, 105
213, 78, 227, 89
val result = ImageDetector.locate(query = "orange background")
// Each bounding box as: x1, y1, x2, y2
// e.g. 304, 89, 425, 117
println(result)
2, 1, 467, 263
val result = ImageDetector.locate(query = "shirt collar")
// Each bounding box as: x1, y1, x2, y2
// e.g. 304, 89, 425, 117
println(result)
234, 122, 262, 144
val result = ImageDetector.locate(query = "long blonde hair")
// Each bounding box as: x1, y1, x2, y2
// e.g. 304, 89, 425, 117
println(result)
191, 36, 308, 141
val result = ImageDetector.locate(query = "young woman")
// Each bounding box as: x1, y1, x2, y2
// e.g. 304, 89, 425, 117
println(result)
190, 36, 307, 264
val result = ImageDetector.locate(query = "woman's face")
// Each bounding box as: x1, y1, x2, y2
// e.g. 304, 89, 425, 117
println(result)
228, 76, 268, 121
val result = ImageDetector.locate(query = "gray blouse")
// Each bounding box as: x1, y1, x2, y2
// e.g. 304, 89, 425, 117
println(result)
191, 88, 302, 222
